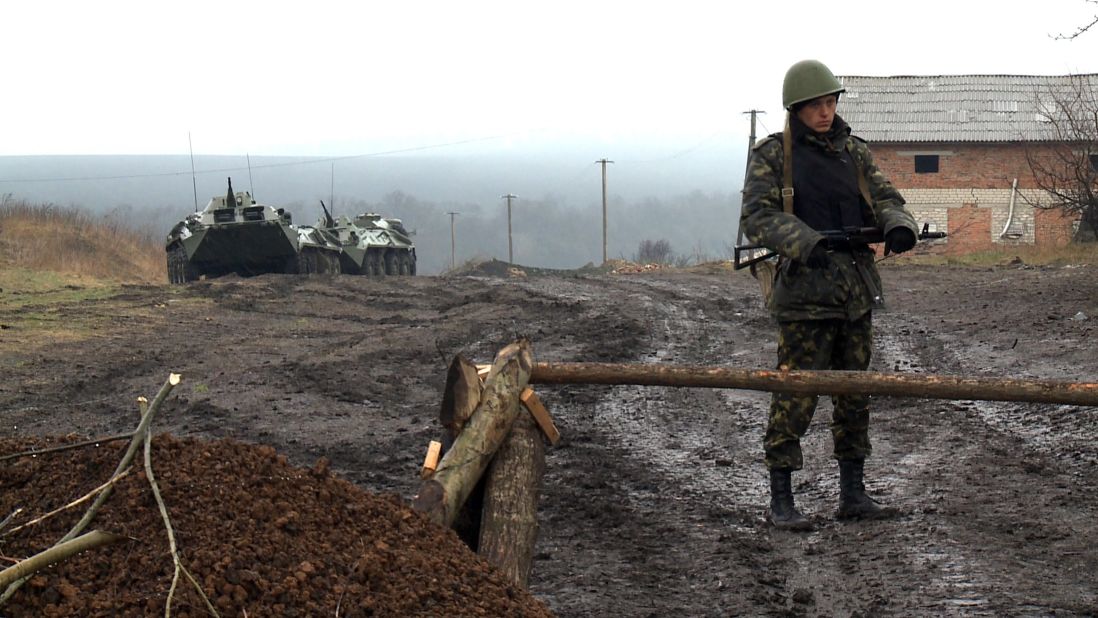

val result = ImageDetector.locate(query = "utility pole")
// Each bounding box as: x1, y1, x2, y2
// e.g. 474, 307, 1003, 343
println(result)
595, 158, 613, 264
447, 211, 460, 270
501, 194, 517, 264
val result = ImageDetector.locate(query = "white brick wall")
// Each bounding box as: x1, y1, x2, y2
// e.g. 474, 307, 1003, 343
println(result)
899, 188, 1044, 244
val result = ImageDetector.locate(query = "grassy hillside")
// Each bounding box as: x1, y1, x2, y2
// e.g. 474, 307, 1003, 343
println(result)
0, 199, 164, 290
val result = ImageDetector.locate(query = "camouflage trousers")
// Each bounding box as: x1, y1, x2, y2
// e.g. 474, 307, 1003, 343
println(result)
764, 313, 873, 471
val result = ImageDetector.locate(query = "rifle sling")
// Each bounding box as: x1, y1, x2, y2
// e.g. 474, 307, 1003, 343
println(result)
782, 114, 794, 214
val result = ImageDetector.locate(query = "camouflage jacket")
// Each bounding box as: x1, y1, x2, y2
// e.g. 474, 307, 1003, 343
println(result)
740, 114, 918, 322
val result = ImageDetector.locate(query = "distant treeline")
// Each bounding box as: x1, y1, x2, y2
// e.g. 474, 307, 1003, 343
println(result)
300, 189, 741, 274
0, 151, 745, 275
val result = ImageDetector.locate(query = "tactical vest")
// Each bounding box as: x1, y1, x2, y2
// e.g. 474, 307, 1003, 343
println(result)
749, 114, 879, 304
780, 113, 875, 222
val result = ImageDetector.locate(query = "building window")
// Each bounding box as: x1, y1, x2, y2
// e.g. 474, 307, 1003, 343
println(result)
1090, 153, 1098, 172
915, 155, 939, 174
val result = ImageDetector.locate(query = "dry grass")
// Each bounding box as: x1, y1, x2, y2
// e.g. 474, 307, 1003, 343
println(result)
896, 242, 1098, 267
0, 198, 164, 286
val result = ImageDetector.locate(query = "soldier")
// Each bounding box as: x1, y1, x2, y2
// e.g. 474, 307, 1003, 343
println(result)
739, 60, 919, 530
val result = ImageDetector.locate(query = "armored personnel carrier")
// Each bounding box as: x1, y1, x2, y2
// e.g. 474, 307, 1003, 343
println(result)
166, 179, 341, 284
318, 201, 416, 276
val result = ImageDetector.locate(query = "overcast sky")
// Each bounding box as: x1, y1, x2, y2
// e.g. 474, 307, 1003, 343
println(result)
3, 0, 1098, 159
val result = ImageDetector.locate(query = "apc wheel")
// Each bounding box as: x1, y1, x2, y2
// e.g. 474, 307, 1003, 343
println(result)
167, 245, 197, 284
362, 250, 381, 276
167, 250, 178, 284
296, 250, 317, 274
321, 251, 340, 274
384, 251, 398, 276
398, 251, 412, 276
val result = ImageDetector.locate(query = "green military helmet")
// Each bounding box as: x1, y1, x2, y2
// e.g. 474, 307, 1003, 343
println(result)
782, 59, 845, 110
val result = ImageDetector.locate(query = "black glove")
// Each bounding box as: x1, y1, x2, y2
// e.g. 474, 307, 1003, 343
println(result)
884, 227, 917, 256
804, 242, 829, 268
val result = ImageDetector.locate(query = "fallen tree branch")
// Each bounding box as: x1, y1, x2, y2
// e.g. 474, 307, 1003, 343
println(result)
3, 468, 133, 536
0, 509, 23, 533
0, 530, 127, 590
142, 402, 218, 618
0, 433, 135, 463
0, 373, 182, 606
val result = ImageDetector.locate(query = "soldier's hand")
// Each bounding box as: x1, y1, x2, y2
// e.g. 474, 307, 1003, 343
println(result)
804, 242, 829, 268
884, 228, 917, 255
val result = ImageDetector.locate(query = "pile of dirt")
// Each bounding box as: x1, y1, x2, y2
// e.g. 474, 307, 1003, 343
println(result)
446, 258, 608, 278
0, 435, 552, 617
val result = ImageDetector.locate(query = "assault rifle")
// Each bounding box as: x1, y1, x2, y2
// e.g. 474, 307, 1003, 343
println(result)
733, 223, 947, 271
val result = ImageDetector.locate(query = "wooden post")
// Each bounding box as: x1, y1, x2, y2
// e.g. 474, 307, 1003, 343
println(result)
529, 362, 1098, 407
413, 339, 534, 527
478, 403, 546, 587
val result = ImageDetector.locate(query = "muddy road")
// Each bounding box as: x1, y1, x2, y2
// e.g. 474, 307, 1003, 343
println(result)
2, 261, 1096, 616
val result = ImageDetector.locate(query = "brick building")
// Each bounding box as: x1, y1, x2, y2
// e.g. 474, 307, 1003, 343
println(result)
837, 74, 1096, 254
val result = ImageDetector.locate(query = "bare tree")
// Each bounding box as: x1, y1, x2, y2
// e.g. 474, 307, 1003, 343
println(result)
636, 239, 674, 264
1052, 0, 1098, 40
1023, 74, 1098, 242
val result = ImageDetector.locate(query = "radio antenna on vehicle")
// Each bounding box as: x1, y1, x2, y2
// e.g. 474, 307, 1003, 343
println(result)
188, 132, 199, 213
247, 153, 256, 201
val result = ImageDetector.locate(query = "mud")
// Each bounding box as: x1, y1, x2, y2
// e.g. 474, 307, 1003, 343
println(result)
1, 261, 1096, 616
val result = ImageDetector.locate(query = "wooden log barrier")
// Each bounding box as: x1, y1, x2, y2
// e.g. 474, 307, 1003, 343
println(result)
479, 405, 546, 587
530, 362, 1098, 407
413, 339, 534, 527
436, 354, 487, 549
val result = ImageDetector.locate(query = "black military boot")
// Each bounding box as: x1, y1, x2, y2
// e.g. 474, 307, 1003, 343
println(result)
836, 459, 892, 520
768, 468, 814, 531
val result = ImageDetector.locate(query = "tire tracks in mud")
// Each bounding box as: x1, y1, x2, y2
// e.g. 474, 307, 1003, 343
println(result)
779, 308, 1006, 616
841, 305, 1097, 616
532, 271, 1097, 617
528, 274, 784, 617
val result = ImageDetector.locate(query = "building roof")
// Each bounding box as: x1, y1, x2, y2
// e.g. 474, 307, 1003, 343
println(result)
836, 74, 1098, 143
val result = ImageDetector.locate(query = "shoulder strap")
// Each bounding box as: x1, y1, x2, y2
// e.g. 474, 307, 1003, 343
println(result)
846, 139, 874, 208
781, 114, 794, 214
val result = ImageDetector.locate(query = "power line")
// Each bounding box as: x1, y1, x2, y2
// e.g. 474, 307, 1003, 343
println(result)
0, 134, 512, 184
757, 116, 775, 137
616, 130, 726, 164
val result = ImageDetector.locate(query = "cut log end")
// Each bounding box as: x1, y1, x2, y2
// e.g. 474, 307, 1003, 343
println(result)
440, 355, 483, 438
411, 480, 447, 525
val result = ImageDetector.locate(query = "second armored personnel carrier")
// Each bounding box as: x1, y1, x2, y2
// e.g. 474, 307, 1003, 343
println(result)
318, 202, 417, 276
166, 179, 342, 284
